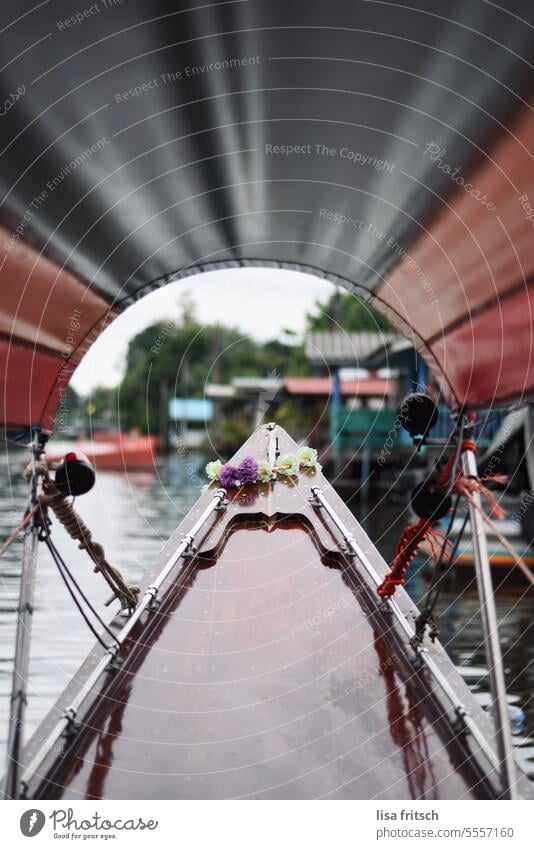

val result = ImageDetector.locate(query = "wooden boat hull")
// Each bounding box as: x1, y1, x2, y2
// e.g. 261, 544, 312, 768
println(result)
449, 516, 534, 574
19, 426, 533, 800
454, 552, 534, 570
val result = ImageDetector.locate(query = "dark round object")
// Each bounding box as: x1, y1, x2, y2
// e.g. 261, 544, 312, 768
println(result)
411, 481, 452, 521
397, 393, 438, 436
55, 450, 95, 496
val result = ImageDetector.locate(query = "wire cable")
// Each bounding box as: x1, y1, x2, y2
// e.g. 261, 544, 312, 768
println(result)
413, 496, 469, 644
43, 536, 111, 651
41, 520, 120, 650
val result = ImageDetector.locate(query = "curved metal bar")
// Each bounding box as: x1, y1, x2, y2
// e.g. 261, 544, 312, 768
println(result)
19, 488, 227, 797
309, 485, 513, 793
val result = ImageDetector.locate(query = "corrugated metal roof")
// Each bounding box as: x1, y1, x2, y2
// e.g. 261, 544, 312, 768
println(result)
305, 332, 397, 365
205, 384, 236, 399
284, 377, 395, 396
363, 336, 417, 370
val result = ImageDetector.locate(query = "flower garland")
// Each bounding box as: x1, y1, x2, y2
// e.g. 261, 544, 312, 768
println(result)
205, 446, 321, 487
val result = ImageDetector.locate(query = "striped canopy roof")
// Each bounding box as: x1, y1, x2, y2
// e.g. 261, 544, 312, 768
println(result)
0, 0, 533, 430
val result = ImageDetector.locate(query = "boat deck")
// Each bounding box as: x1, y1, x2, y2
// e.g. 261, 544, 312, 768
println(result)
20, 426, 531, 800
52, 519, 488, 799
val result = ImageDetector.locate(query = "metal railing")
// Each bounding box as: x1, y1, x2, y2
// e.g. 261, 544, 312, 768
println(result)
430, 406, 508, 445
309, 484, 517, 798
17, 487, 228, 798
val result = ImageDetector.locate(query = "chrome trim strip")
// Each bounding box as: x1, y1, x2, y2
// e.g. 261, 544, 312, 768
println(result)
309, 485, 505, 783
19, 488, 227, 795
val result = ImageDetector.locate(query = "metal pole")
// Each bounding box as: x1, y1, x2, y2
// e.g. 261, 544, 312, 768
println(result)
2, 437, 44, 799
330, 368, 342, 476
360, 442, 371, 499
461, 444, 518, 799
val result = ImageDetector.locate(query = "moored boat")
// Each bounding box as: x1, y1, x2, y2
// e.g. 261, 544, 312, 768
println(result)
451, 516, 534, 572
46, 433, 158, 472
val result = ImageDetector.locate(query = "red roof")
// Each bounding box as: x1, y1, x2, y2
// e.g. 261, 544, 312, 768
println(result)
284, 377, 395, 396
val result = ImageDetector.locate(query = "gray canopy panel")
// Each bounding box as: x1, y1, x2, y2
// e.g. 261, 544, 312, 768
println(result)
0, 0, 533, 427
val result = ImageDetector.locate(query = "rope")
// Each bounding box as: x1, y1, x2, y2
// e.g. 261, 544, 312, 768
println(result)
20, 458, 139, 610
377, 519, 450, 598
437, 444, 460, 488
466, 495, 534, 588
448, 438, 532, 580
412, 496, 467, 645
455, 472, 506, 520
44, 488, 139, 610
379, 432, 532, 602
377, 443, 459, 599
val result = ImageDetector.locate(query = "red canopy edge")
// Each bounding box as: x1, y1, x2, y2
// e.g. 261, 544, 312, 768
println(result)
284, 377, 395, 396
430, 284, 534, 410
0, 224, 116, 431
375, 107, 534, 410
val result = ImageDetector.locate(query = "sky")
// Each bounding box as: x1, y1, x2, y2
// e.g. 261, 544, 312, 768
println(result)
71, 268, 335, 394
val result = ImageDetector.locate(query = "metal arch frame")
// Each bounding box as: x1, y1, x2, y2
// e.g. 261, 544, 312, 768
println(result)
309, 484, 518, 799
17, 487, 228, 799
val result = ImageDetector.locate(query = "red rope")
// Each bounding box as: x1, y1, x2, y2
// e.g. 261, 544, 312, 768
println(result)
455, 475, 506, 519
377, 437, 509, 599
377, 519, 449, 598
436, 448, 458, 486
377, 444, 459, 598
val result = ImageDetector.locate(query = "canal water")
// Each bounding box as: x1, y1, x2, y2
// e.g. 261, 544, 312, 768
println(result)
0, 447, 533, 782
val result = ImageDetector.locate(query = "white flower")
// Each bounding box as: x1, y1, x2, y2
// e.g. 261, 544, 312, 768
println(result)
257, 460, 273, 482
297, 446, 318, 467
205, 459, 223, 481
276, 452, 299, 476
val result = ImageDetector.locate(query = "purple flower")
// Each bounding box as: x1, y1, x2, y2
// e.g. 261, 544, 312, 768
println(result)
219, 463, 241, 487
237, 456, 259, 484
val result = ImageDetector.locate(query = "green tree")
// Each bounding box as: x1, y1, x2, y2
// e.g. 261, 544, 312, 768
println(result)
116, 317, 307, 433
307, 288, 391, 332
84, 386, 119, 425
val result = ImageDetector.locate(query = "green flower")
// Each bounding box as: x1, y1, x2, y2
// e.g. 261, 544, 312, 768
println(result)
205, 459, 223, 481
257, 460, 273, 483
297, 446, 318, 467
276, 452, 299, 476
